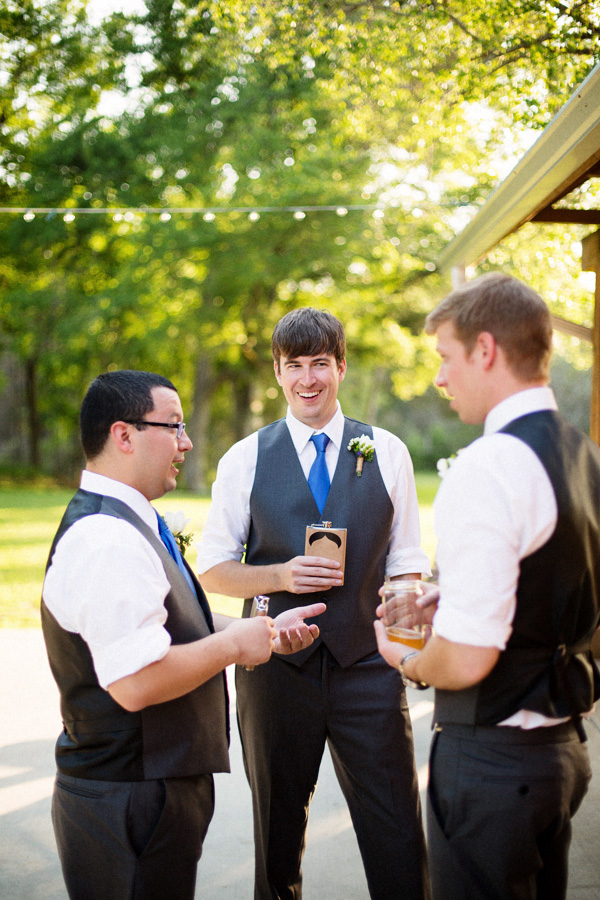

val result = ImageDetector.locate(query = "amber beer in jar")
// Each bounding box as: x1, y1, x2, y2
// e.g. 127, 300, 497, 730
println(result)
381, 580, 425, 649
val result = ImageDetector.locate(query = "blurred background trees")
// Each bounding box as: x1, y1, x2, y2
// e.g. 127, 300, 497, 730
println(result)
0, 0, 598, 488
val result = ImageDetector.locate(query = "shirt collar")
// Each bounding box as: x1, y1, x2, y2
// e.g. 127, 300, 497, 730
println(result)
484, 386, 558, 436
80, 470, 160, 533
285, 401, 345, 455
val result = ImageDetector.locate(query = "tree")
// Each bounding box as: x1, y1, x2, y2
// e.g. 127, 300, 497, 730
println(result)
0, 0, 597, 479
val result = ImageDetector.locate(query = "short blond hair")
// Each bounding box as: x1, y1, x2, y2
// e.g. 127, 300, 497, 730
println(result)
425, 273, 552, 382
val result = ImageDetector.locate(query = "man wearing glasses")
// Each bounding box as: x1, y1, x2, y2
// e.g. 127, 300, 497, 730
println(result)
41, 369, 324, 900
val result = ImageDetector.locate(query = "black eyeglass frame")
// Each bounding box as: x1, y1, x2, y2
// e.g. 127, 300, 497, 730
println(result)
124, 420, 187, 439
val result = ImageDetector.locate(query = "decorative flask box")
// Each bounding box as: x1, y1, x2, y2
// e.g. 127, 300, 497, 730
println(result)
305, 521, 347, 585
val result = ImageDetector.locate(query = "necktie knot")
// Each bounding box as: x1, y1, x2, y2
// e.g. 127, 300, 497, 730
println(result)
310, 432, 330, 454
308, 433, 330, 514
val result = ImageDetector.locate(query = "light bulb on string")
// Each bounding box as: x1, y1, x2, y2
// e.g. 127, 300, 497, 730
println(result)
0, 201, 402, 222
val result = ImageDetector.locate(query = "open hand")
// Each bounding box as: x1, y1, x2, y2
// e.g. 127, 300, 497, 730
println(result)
273, 602, 326, 654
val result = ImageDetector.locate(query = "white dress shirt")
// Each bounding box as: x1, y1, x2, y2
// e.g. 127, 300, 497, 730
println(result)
196, 402, 431, 579
433, 386, 573, 728
42, 471, 172, 689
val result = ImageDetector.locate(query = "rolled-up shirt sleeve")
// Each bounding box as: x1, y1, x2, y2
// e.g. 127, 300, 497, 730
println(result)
432, 435, 557, 649
196, 433, 258, 573
374, 427, 432, 578
43, 516, 172, 689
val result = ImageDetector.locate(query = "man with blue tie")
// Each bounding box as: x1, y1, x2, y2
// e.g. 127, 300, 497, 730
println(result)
42, 369, 324, 900
197, 308, 432, 900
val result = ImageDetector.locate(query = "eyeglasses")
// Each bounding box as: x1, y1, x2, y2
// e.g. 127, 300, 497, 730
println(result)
125, 420, 187, 440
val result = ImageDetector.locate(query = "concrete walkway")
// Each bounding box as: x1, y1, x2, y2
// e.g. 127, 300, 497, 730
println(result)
1, 629, 599, 899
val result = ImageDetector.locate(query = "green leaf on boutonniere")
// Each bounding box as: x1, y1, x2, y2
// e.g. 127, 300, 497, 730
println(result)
347, 434, 375, 477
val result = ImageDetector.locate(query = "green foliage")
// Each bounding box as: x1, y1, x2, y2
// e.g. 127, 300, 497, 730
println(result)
0, 0, 598, 482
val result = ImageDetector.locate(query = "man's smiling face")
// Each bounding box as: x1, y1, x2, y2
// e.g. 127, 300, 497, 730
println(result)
274, 353, 346, 429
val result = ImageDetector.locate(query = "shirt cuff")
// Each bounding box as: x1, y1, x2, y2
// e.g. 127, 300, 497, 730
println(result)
386, 547, 432, 579
433, 607, 511, 649
195, 543, 243, 575
91, 624, 172, 690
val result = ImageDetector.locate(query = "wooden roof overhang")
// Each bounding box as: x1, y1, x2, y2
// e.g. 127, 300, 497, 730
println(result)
436, 62, 600, 441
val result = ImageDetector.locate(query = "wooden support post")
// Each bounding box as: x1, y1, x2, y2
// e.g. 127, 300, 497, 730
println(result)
582, 230, 600, 446
581, 231, 600, 658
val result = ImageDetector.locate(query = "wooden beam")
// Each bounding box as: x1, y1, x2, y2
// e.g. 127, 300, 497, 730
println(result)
582, 229, 600, 272
550, 315, 593, 341
533, 208, 600, 225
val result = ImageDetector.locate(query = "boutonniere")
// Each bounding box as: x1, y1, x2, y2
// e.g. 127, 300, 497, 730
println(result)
347, 434, 375, 477
436, 450, 462, 479
163, 510, 194, 556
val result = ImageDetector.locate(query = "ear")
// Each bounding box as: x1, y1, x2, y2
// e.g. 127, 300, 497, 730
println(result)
337, 359, 347, 382
109, 421, 135, 454
274, 359, 282, 385
475, 332, 497, 371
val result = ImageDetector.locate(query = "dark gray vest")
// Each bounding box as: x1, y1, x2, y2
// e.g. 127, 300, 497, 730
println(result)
41, 489, 230, 780
435, 411, 600, 726
245, 417, 394, 667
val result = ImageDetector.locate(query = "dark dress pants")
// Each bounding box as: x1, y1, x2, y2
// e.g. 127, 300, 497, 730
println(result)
236, 645, 431, 900
52, 771, 214, 900
427, 721, 591, 900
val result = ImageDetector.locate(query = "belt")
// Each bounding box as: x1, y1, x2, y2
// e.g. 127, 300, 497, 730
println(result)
434, 718, 586, 744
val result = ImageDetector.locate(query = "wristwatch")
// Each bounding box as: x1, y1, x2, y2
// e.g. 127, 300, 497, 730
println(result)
398, 651, 429, 690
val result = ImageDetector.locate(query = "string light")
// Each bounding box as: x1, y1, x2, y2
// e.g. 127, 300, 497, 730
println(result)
1, 202, 392, 221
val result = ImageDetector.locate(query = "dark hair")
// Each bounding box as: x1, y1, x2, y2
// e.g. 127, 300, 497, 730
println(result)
425, 272, 553, 382
80, 370, 177, 460
272, 308, 346, 367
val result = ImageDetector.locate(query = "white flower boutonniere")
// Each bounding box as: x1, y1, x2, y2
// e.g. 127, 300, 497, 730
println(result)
348, 434, 375, 477
163, 510, 193, 556
436, 450, 462, 479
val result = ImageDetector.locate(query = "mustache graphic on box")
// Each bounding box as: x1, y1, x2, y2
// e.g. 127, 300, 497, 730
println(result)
309, 531, 342, 549
305, 522, 347, 584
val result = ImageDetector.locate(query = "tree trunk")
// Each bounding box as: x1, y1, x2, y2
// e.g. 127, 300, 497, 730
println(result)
185, 355, 214, 493
363, 367, 386, 424
233, 379, 252, 443
24, 357, 40, 469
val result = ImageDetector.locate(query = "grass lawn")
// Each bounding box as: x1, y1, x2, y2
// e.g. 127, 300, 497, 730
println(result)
0, 473, 440, 627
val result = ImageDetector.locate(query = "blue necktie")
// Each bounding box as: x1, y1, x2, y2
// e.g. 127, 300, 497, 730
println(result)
156, 511, 214, 630
308, 433, 330, 514
156, 511, 197, 594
